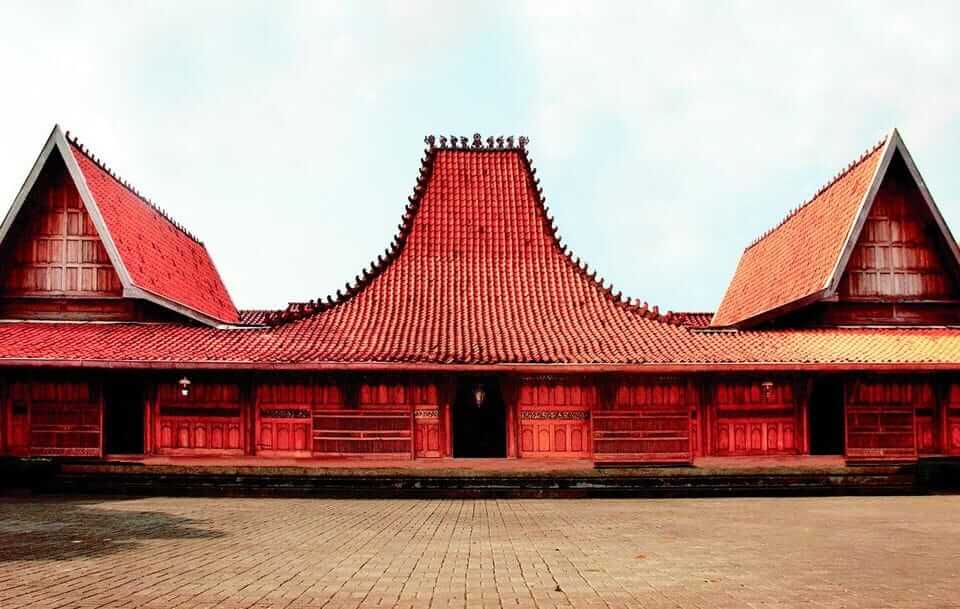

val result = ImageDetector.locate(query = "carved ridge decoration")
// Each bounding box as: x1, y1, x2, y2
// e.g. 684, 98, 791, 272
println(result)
414, 409, 440, 419
520, 410, 590, 421
260, 408, 311, 419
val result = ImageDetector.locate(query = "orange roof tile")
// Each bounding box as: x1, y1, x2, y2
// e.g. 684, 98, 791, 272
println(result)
711, 137, 888, 327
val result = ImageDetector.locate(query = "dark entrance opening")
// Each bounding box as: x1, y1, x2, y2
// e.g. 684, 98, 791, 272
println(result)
809, 377, 845, 455
104, 381, 145, 455
452, 377, 507, 458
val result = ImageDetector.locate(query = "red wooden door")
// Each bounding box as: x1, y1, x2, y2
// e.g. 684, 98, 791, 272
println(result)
518, 379, 592, 458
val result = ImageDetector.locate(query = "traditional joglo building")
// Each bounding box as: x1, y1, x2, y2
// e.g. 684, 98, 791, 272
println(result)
1, 126, 959, 465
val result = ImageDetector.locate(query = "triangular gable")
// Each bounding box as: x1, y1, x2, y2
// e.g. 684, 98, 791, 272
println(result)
711, 129, 960, 328
0, 151, 123, 296
0, 126, 239, 326
829, 130, 960, 299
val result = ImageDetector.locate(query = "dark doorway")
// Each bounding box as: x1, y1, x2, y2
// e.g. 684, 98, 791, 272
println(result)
809, 378, 845, 455
452, 377, 507, 458
103, 381, 145, 454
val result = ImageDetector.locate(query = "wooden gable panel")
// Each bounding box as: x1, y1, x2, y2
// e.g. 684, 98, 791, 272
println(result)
838, 153, 958, 301
0, 153, 122, 298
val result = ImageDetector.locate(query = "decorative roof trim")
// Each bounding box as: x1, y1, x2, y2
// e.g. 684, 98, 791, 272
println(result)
64, 131, 203, 245
710, 131, 893, 329
743, 135, 888, 252
266, 134, 683, 327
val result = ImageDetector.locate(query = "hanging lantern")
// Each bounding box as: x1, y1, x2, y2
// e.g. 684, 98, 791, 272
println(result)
760, 380, 775, 401
178, 376, 192, 397
473, 384, 486, 408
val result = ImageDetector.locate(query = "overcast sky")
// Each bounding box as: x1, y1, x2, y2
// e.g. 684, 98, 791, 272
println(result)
1, 2, 957, 312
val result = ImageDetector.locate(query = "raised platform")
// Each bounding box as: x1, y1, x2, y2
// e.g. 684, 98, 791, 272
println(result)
1, 455, 931, 498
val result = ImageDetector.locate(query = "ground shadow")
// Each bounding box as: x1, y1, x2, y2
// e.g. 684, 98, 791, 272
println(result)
0, 496, 225, 561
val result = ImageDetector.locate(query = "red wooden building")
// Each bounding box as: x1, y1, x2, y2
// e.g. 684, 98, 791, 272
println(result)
2, 126, 960, 465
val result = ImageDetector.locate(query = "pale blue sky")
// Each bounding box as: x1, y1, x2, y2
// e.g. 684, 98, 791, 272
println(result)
1, 2, 958, 312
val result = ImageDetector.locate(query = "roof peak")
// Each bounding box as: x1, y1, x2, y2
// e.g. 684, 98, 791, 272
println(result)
266, 134, 684, 327
63, 129, 204, 246
744, 133, 889, 252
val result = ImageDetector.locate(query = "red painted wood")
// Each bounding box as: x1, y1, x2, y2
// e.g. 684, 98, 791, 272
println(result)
24, 380, 101, 457
942, 384, 960, 456
156, 381, 242, 455
517, 378, 592, 458
713, 380, 797, 456
0, 155, 121, 299
845, 379, 924, 461
412, 382, 441, 458
839, 160, 956, 300
313, 379, 413, 457
256, 381, 313, 457
593, 378, 691, 464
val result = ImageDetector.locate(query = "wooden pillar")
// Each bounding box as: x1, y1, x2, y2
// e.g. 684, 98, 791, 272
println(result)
501, 376, 518, 458
795, 376, 813, 455
242, 375, 256, 456
439, 376, 454, 457
701, 378, 715, 456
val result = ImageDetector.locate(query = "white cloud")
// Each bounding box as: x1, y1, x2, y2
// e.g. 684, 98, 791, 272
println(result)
0, 1, 957, 312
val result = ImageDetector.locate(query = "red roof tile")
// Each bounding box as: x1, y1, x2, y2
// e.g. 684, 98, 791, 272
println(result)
2, 131, 960, 371
711, 137, 888, 327
67, 140, 240, 324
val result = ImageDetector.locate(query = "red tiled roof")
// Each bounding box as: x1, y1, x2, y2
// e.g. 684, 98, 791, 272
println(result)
672, 312, 714, 328
3, 321, 960, 369
711, 137, 888, 327
2, 131, 960, 371
238, 309, 274, 326
67, 140, 240, 325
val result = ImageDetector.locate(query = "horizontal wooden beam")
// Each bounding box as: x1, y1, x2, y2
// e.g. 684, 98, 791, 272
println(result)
2, 358, 960, 374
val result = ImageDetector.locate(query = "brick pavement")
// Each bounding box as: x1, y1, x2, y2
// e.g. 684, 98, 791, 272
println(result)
0, 495, 958, 608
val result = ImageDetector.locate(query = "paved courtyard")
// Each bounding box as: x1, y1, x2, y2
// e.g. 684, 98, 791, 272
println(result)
0, 496, 958, 609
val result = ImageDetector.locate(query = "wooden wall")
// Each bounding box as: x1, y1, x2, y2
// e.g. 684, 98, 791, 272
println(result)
156, 381, 243, 454
845, 379, 925, 461
1, 379, 100, 457
944, 384, 960, 456
838, 157, 955, 300
593, 377, 691, 464
312, 379, 418, 457
712, 380, 798, 456
516, 377, 593, 458
0, 155, 121, 298
256, 380, 314, 457
6, 372, 960, 464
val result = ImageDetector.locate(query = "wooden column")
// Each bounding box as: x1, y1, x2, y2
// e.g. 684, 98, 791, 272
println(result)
242, 375, 256, 456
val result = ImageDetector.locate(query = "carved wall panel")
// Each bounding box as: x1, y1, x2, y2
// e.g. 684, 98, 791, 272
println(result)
517, 378, 592, 458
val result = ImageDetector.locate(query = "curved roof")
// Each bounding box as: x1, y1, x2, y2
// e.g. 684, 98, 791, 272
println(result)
3, 130, 960, 371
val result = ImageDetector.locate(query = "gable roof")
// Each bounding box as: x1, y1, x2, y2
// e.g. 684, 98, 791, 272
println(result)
0, 126, 239, 325
2, 131, 960, 370
711, 129, 960, 328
